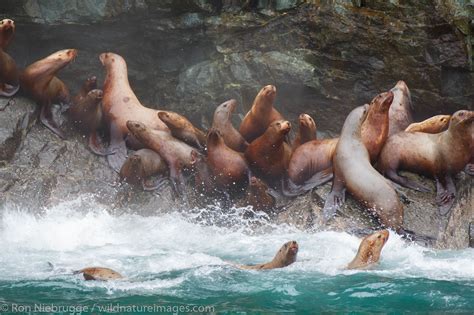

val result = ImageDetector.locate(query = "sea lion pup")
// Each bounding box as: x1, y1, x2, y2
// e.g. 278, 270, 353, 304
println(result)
72, 75, 97, 105
73, 267, 123, 281
245, 176, 275, 212
245, 120, 292, 184
119, 149, 168, 190
238, 241, 298, 270
239, 85, 285, 143
127, 120, 195, 194
100, 52, 169, 171
388, 80, 413, 136
347, 230, 389, 270
405, 115, 450, 133
292, 113, 317, 150
20, 48, 77, 139
323, 105, 404, 232
206, 128, 250, 191
158, 111, 206, 150
212, 99, 248, 152
378, 110, 474, 215
0, 19, 19, 97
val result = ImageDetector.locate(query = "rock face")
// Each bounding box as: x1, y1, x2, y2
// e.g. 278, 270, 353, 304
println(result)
0, 1, 473, 248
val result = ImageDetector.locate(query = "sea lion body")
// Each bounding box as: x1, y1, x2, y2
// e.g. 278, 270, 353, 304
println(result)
292, 113, 317, 150
245, 176, 275, 212
212, 99, 248, 152
0, 19, 19, 97
74, 267, 123, 281
20, 49, 77, 138
72, 75, 97, 105
190, 150, 217, 194
119, 148, 168, 190
245, 120, 292, 183
388, 80, 413, 136
69, 89, 103, 134
405, 115, 450, 133
239, 85, 284, 143
158, 111, 206, 150
207, 129, 249, 190
378, 110, 474, 215
347, 230, 389, 270
239, 241, 298, 270
323, 104, 404, 231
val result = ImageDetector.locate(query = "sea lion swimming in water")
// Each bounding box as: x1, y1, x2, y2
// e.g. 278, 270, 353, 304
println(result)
378, 110, 474, 215
20, 48, 77, 139
237, 241, 298, 270
212, 99, 248, 152
158, 111, 206, 150
388, 80, 413, 136
73, 267, 123, 281
347, 230, 389, 270
0, 19, 19, 97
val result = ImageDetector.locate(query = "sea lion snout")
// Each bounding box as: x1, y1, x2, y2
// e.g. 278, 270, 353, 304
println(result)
262, 85, 277, 97
289, 241, 299, 253
88, 89, 103, 99
126, 120, 146, 133
275, 120, 291, 133
452, 110, 474, 125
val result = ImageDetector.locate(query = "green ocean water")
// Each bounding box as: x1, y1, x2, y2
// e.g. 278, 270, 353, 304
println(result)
1, 197, 473, 314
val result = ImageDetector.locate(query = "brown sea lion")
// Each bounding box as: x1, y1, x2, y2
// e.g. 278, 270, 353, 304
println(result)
405, 115, 450, 133
245, 120, 292, 183
73, 267, 123, 281
126, 120, 195, 194
72, 75, 97, 105
0, 19, 19, 97
347, 230, 389, 270
158, 111, 206, 150
388, 80, 413, 136
119, 148, 168, 190
323, 105, 404, 232
239, 85, 285, 143
207, 129, 250, 191
238, 241, 298, 270
20, 49, 77, 139
245, 176, 275, 212
378, 110, 474, 215
212, 99, 248, 152
190, 150, 217, 195
100, 52, 169, 171
292, 113, 317, 150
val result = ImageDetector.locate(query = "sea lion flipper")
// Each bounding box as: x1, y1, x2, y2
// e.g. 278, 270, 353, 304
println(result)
385, 170, 431, 193
435, 176, 456, 215
302, 167, 334, 190
107, 122, 128, 172
322, 178, 346, 222
281, 178, 307, 197
40, 103, 66, 139
0, 83, 19, 97
88, 131, 116, 156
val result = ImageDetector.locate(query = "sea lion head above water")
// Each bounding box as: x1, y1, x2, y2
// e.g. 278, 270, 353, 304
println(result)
347, 230, 389, 270
239, 240, 299, 270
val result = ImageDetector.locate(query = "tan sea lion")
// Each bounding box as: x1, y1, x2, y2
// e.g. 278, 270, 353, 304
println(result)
239, 85, 285, 143
212, 99, 248, 152
119, 148, 168, 190
388, 80, 413, 136
405, 115, 450, 133
292, 113, 317, 150
73, 267, 123, 281
100, 52, 169, 171
245, 120, 292, 183
378, 110, 474, 215
72, 75, 97, 105
323, 105, 404, 232
158, 111, 206, 150
126, 120, 195, 194
206, 129, 250, 191
20, 49, 77, 139
238, 241, 298, 270
245, 176, 275, 212
0, 19, 19, 97
347, 230, 389, 270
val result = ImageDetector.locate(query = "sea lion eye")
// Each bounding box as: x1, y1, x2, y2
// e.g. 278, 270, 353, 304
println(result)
377, 235, 381, 239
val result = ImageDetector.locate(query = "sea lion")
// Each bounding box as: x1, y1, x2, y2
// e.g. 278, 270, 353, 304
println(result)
292, 113, 317, 150
347, 230, 389, 270
405, 115, 450, 133
73, 267, 123, 281
72, 75, 97, 105
119, 148, 168, 190
323, 105, 404, 231
207, 128, 250, 191
245, 176, 275, 212
0, 19, 19, 97
100, 52, 169, 171
238, 241, 298, 270
239, 85, 285, 143
388, 80, 413, 136
212, 99, 248, 152
20, 48, 77, 139
158, 111, 206, 150
378, 110, 474, 215
126, 120, 195, 194
190, 150, 217, 195
245, 120, 292, 183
